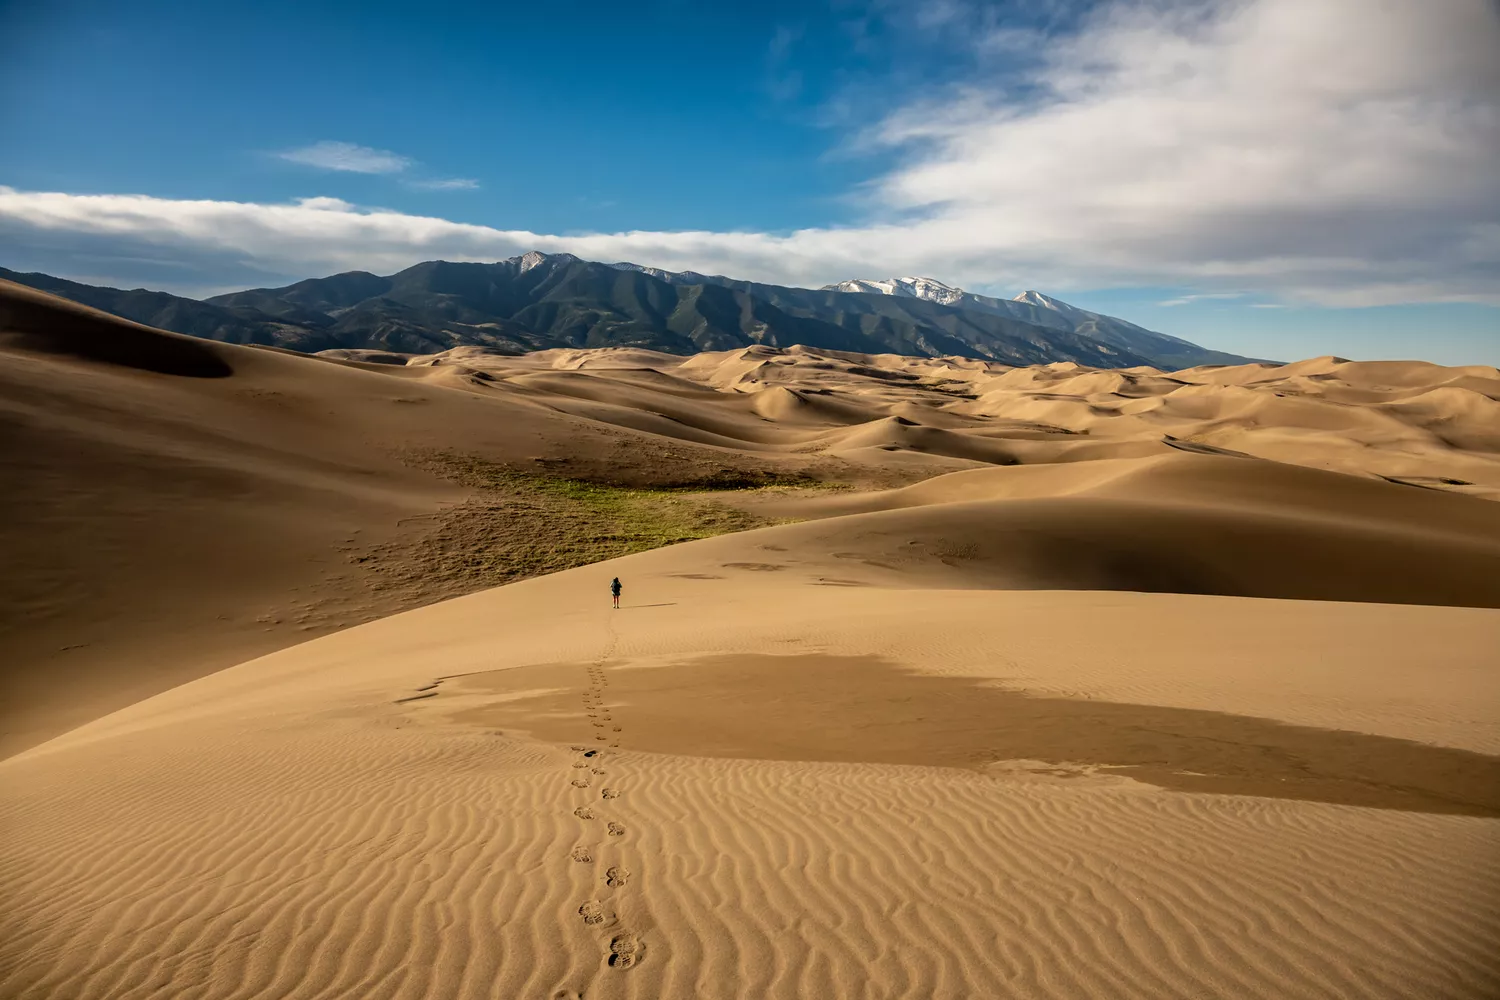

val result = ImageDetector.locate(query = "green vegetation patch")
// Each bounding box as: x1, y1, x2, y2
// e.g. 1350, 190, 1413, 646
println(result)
353, 451, 832, 603
422, 450, 833, 493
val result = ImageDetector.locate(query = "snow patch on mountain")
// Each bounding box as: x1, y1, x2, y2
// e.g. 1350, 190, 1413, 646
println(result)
825, 276, 1246, 364
515, 250, 582, 273
1013, 289, 1078, 315
610, 260, 724, 285
583, 254, 1258, 367
823, 277, 967, 306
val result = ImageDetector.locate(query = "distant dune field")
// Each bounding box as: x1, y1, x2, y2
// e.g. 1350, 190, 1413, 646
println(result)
3, 278, 1498, 999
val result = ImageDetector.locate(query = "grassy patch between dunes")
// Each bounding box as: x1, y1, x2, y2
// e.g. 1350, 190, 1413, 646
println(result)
350, 451, 835, 603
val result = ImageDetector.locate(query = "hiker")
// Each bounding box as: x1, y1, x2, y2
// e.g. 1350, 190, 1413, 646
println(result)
611, 577, 622, 609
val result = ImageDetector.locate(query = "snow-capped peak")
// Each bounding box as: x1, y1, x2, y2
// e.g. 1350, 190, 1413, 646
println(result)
1013, 290, 1056, 307
1014, 289, 1086, 316
826, 277, 1096, 322
515, 250, 579, 273
822, 276, 967, 306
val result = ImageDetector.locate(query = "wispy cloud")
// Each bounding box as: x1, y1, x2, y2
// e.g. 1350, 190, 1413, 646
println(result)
408, 178, 481, 191
5, 1, 1499, 307
764, 23, 805, 103
1159, 293, 1246, 307
277, 141, 412, 174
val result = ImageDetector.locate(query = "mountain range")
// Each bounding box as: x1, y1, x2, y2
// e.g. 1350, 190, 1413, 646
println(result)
0, 253, 1260, 369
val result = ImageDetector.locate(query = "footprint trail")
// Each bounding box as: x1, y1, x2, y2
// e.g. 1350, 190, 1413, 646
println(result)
557, 608, 646, 995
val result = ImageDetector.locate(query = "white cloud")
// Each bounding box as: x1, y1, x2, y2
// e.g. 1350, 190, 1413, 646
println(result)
4, 1, 1498, 305
294, 196, 356, 211
861, 0, 1500, 305
277, 141, 412, 174
0, 185, 883, 290
408, 178, 481, 191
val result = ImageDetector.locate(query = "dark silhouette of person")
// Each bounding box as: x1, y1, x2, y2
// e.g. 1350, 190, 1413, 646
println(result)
611, 577, 622, 609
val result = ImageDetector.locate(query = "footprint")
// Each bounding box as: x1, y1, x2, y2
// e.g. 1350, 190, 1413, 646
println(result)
595, 735, 608, 741
612, 727, 622, 732
601, 788, 619, 800
569, 745, 588, 753
605, 865, 630, 887
578, 900, 606, 926
574, 807, 594, 820
571, 761, 588, 769
571, 777, 591, 788
571, 846, 593, 863
607, 822, 625, 837
608, 932, 645, 969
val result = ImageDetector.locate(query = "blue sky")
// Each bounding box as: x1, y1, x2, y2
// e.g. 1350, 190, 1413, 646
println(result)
1, 0, 1497, 365
1, 0, 883, 232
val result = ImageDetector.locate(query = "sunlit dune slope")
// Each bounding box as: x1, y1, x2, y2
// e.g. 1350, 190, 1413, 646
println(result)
3, 522, 1496, 999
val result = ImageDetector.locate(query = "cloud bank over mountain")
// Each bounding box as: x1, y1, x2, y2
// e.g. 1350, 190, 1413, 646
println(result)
2, 0, 1496, 303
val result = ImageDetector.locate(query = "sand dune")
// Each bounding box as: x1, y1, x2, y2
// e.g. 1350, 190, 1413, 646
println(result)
0, 283, 854, 756
4, 545, 1497, 999
725, 456, 1500, 607
416, 339, 1500, 499
3, 280, 1499, 998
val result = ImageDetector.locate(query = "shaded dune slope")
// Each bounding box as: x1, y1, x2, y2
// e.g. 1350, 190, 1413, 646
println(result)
0, 279, 235, 377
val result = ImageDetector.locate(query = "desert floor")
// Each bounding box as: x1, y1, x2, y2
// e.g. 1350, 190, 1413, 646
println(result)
3, 280, 1498, 998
